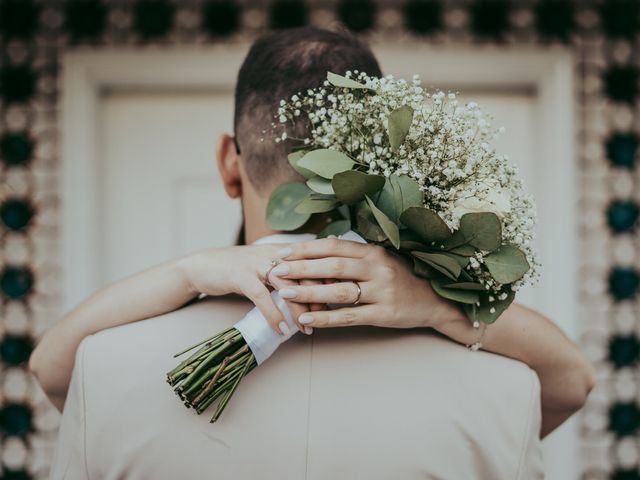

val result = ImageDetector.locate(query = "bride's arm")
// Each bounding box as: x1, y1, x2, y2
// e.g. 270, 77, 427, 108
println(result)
272, 238, 596, 438
29, 245, 303, 411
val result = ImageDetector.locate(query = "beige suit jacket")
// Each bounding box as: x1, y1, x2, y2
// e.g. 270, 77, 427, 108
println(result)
50, 296, 544, 480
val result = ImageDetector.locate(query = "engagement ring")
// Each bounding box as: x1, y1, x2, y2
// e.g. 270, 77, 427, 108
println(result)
265, 259, 281, 286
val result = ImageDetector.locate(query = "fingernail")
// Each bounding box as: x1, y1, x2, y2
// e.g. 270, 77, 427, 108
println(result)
279, 288, 297, 299
271, 264, 290, 276
276, 247, 293, 258
327, 235, 337, 238
299, 314, 314, 325
278, 321, 291, 336
303, 326, 313, 335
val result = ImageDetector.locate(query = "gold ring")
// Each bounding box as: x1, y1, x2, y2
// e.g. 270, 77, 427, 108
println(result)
352, 281, 362, 305
265, 259, 280, 286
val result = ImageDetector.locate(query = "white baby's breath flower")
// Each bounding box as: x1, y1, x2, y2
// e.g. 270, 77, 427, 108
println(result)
453, 186, 512, 220
273, 72, 539, 292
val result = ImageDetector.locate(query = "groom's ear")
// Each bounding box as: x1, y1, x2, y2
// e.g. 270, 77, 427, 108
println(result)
216, 133, 242, 199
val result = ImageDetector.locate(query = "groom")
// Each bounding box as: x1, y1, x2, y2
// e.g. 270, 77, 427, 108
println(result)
49, 28, 544, 479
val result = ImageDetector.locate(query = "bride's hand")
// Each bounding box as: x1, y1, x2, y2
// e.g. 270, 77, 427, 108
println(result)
269, 238, 463, 330
182, 245, 314, 335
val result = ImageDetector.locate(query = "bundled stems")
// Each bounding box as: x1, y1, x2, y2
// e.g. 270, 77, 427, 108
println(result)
167, 327, 257, 422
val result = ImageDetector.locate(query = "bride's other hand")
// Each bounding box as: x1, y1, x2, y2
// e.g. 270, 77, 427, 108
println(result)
272, 238, 596, 438
180, 246, 312, 334
269, 238, 462, 329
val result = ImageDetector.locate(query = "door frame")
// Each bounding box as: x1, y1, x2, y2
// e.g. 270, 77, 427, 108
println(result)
61, 46, 575, 478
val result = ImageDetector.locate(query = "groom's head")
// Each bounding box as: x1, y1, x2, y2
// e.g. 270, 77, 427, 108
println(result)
216, 27, 380, 240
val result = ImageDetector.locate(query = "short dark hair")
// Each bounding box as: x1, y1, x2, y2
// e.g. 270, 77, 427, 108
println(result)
234, 27, 382, 193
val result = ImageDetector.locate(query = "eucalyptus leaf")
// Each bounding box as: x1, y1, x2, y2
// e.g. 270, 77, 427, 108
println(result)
447, 244, 476, 257
441, 230, 468, 250
458, 212, 502, 251
400, 207, 451, 243
307, 176, 335, 195
440, 251, 470, 269
355, 201, 387, 242
413, 258, 435, 279
441, 282, 485, 291
463, 290, 515, 324
458, 269, 473, 282
484, 245, 530, 284
431, 279, 480, 305
266, 182, 312, 231
332, 170, 385, 204
388, 105, 414, 151
376, 175, 423, 223
400, 240, 429, 252
412, 251, 461, 280
337, 204, 350, 220
327, 72, 372, 90
318, 219, 351, 238
288, 150, 314, 179
294, 196, 338, 214
297, 149, 355, 179
365, 195, 400, 248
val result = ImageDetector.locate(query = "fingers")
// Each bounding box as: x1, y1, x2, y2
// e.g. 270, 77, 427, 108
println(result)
271, 257, 369, 281
297, 305, 379, 328
299, 279, 324, 312
242, 281, 288, 335
281, 237, 369, 260
268, 276, 312, 334
279, 281, 368, 305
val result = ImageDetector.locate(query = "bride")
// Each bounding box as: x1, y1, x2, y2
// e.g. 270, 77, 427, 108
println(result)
31, 26, 594, 480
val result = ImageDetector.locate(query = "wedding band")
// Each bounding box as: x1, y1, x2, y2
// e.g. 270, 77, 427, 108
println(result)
351, 281, 362, 305
265, 259, 280, 286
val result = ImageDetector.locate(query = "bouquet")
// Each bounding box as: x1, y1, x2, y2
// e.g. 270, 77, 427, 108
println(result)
167, 71, 539, 422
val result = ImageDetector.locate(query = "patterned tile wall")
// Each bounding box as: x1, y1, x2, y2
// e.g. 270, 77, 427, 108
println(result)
0, 1, 638, 478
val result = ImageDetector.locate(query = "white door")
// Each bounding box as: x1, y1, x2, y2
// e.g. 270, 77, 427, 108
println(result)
63, 47, 575, 480
100, 90, 241, 285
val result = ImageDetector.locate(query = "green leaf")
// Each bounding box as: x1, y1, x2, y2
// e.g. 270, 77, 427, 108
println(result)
441, 282, 485, 291
307, 176, 335, 195
400, 240, 429, 252
431, 279, 480, 305
388, 105, 414, 151
355, 201, 387, 242
327, 72, 371, 90
441, 230, 468, 250
332, 170, 385, 204
463, 290, 515, 324
400, 207, 451, 243
337, 204, 350, 219
376, 175, 423, 223
447, 244, 476, 257
458, 212, 502, 251
365, 196, 400, 249
412, 251, 461, 280
266, 182, 312, 231
458, 269, 473, 282
413, 258, 435, 279
294, 196, 338, 214
317, 219, 351, 238
297, 149, 355, 179
288, 150, 314, 179
484, 245, 530, 284
440, 251, 470, 269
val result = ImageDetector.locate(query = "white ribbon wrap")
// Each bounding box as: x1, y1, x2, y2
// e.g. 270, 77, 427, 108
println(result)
233, 230, 366, 365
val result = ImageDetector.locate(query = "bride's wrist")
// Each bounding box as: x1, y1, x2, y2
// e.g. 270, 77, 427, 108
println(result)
427, 298, 467, 332
174, 251, 214, 296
